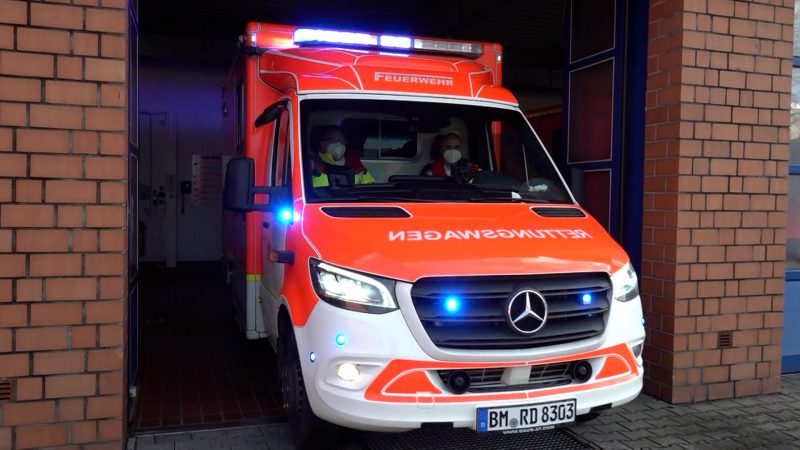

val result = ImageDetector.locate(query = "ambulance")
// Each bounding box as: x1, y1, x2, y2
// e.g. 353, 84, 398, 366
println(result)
221, 22, 644, 446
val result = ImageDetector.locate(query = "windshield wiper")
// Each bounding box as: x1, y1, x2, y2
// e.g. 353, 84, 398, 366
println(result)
468, 195, 550, 203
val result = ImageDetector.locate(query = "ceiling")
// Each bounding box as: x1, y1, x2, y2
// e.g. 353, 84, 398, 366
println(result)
137, 0, 565, 70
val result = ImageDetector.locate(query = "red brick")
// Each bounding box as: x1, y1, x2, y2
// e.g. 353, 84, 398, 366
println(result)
99, 230, 124, 251
30, 254, 82, 277
99, 84, 125, 107
0, 50, 53, 77
0, 126, 11, 150
86, 8, 126, 33
14, 179, 41, 203
45, 180, 97, 203
34, 351, 85, 375
73, 32, 98, 56
0, 304, 26, 326
97, 418, 123, 441
30, 155, 82, 178
99, 325, 123, 347
86, 107, 125, 131
2, 401, 55, 426
100, 35, 125, 59
86, 205, 125, 228
46, 80, 98, 106
99, 132, 125, 155
88, 348, 122, 371
16, 327, 68, 351
87, 395, 122, 419
71, 325, 97, 348
100, 182, 125, 203
31, 302, 82, 326
85, 253, 124, 276
15, 423, 68, 449
0, 328, 10, 352
30, 104, 82, 129
0, 152, 26, 176
0, 25, 12, 48
85, 58, 125, 83
57, 205, 84, 227
0, 254, 25, 277
72, 421, 97, 444
57, 56, 82, 80
30, 2, 83, 30
15, 377, 43, 401
0, 102, 25, 126
0, 353, 29, 376
45, 278, 96, 301
99, 371, 122, 395
16, 278, 42, 302
86, 156, 125, 179
45, 374, 95, 398
0, 0, 27, 25
0, 76, 39, 102
86, 300, 123, 323
58, 398, 84, 420
0, 278, 10, 301
16, 27, 70, 54
16, 129, 69, 153
74, 130, 99, 154
0, 229, 9, 252
73, 230, 98, 252
99, 277, 124, 299
0, 179, 9, 202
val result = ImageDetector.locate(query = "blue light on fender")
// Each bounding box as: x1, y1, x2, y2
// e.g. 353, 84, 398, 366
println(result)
582, 294, 592, 305
309, 352, 316, 363
277, 208, 300, 225
444, 296, 460, 313
335, 333, 347, 346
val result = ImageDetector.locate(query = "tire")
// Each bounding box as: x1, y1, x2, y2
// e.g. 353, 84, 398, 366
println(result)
278, 324, 339, 449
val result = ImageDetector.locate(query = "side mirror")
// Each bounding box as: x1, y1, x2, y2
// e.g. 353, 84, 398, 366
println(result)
223, 158, 288, 212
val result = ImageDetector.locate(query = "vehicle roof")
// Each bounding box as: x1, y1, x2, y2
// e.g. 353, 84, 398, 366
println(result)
247, 23, 517, 105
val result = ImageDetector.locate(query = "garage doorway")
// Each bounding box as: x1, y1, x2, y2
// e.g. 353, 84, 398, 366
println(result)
127, 55, 284, 430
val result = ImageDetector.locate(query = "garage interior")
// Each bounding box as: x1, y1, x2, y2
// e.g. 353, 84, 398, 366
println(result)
129, 0, 624, 433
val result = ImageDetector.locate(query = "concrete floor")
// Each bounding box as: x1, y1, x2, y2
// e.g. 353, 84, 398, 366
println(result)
129, 373, 800, 450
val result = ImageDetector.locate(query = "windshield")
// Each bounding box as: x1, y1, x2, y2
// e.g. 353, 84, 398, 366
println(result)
300, 99, 572, 204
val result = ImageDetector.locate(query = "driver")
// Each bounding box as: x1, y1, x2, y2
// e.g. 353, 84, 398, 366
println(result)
311, 126, 375, 187
424, 133, 480, 182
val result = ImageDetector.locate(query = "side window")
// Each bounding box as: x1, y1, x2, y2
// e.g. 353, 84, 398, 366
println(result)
270, 110, 291, 187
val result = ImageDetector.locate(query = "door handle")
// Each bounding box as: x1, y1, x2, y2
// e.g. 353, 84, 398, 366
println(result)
262, 221, 270, 229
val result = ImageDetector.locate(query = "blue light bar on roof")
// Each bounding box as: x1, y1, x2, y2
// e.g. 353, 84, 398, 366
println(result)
292, 27, 482, 57
294, 28, 377, 46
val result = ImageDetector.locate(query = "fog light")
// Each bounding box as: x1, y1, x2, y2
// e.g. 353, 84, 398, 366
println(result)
337, 363, 360, 382
447, 370, 471, 395
572, 360, 593, 383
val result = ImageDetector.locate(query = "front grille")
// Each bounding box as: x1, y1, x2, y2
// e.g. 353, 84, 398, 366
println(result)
410, 273, 610, 350
436, 362, 574, 393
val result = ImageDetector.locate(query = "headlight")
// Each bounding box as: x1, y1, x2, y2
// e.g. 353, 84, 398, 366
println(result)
309, 259, 397, 313
611, 261, 639, 302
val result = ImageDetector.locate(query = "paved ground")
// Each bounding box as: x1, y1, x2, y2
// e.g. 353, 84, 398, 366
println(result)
130, 373, 800, 449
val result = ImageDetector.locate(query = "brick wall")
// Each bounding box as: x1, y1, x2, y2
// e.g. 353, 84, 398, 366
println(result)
643, 0, 791, 403
0, 0, 128, 448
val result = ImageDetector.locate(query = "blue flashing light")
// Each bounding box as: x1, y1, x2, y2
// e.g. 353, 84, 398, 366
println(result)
582, 294, 592, 305
278, 208, 293, 224
294, 28, 377, 47
335, 333, 347, 346
379, 35, 412, 49
309, 352, 316, 363
444, 296, 461, 313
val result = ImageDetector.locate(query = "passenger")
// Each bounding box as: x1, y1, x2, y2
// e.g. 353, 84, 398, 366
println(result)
423, 133, 480, 182
312, 126, 375, 187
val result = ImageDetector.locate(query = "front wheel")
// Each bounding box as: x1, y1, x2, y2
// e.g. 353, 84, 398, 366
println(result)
278, 325, 339, 449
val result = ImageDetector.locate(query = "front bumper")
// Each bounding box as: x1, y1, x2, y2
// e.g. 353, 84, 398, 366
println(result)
293, 285, 645, 432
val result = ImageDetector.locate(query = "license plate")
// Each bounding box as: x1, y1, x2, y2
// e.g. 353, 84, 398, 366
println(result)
476, 399, 576, 433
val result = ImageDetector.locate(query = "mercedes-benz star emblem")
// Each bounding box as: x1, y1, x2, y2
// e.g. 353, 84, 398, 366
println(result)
506, 290, 548, 335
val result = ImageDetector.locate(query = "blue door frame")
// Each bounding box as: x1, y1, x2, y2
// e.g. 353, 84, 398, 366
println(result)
563, 0, 646, 272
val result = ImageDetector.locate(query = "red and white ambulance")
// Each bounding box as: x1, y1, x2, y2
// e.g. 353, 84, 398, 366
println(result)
222, 22, 644, 446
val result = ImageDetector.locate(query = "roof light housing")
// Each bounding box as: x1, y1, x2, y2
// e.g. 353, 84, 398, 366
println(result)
291, 28, 483, 58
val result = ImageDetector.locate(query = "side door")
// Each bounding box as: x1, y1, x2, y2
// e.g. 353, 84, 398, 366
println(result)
260, 103, 292, 342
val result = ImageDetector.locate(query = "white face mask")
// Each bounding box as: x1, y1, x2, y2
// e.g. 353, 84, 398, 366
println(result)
443, 149, 462, 164
326, 142, 346, 161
